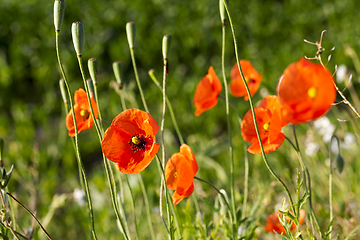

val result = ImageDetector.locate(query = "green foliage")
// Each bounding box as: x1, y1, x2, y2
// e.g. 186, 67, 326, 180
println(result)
0, 0, 360, 239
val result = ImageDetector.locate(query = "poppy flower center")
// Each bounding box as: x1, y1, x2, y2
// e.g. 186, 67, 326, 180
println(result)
245, 76, 255, 84
263, 123, 270, 131
128, 134, 146, 152
80, 109, 90, 120
307, 87, 317, 99
174, 172, 178, 178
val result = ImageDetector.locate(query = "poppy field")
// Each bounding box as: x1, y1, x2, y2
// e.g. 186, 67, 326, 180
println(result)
1, 0, 360, 239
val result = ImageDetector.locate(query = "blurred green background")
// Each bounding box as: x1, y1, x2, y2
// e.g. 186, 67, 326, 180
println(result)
1, 0, 360, 239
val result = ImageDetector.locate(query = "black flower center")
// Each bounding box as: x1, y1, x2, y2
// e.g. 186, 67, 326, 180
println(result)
128, 134, 146, 152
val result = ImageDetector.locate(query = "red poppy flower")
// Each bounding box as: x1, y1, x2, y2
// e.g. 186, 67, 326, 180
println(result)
230, 60, 262, 100
277, 58, 336, 124
241, 95, 285, 154
66, 88, 99, 137
264, 209, 306, 234
101, 109, 160, 174
165, 144, 198, 205
193, 66, 222, 116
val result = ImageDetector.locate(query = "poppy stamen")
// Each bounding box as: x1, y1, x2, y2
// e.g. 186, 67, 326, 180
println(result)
174, 172, 178, 178
129, 134, 146, 152
308, 87, 317, 99
263, 123, 270, 131
80, 109, 90, 120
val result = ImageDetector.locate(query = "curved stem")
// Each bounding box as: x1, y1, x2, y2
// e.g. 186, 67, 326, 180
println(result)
125, 176, 139, 240
220, 15, 236, 238
328, 135, 340, 239
148, 71, 184, 144
221, 0, 295, 214
55, 31, 98, 240
76, 53, 129, 240
291, 125, 321, 236
194, 176, 232, 214
129, 48, 149, 112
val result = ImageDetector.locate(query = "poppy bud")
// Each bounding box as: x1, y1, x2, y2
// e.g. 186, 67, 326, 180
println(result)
334, 155, 344, 174
162, 35, 172, 60
126, 22, 136, 49
112, 61, 123, 87
71, 22, 84, 56
54, 0, 65, 31
88, 58, 99, 86
219, 0, 228, 24
59, 79, 68, 105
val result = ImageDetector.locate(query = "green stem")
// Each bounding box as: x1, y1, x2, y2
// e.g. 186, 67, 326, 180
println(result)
148, 71, 184, 144
220, 14, 236, 238
221, 0, 295, 214
125, 176, 139, 240
76, 54, 129, 240
138, 175, 156, 240
329, 135, 340, 239
194, 176, 232, 215
291, 125, 321, 236
55, 31, 98, 240
129, 48, 149, 112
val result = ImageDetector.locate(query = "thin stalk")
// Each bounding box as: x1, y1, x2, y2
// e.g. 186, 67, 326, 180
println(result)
194, 176, 232, 214
291, 125, 321, 236
148, 71, 184, 144
55, 31, 98, 240
219, 95, 248, 221
75, 55, 130, 240
138, 175, 156, 240
125, 176, 139, 240
328, 135, 340, 239
220, 13, 236, 238
221, 0, 295, 214
160, 58, 169, 229
242, 144, 249, 220
115, 171, 131, 235
7, 193, 52, 240
156, 155, 179, 240
129, 48, 149, 112
0, 190, 20, 240
93, 82, 104, 134
127, 45, 176, 238
118, 85, 155, 240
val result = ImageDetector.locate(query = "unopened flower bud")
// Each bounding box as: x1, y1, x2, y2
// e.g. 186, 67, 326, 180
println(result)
219, 0, 228, 24
71, 22, 84, 56
88, 58, 99, 85
54, 0, 65, 31
112, 61, 123, 86
162, 35, 172, 60
126, 22, 136, 49
334, 155, 344, 174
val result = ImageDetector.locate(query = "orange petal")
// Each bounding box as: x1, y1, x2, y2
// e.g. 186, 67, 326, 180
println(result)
247, 133, 285, 154
241, 108, 271, 143
172, 183, 194, 206
277, 58, 336, 124
193, 66, 222, 116
101, 109, 160, 174
179, 144, 198, 174
230, 60, 262, 100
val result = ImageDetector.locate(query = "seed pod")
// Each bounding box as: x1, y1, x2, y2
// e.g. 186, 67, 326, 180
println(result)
334, 155, 344, 174
54, 0, 65, 31
71, 22, 85, 56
